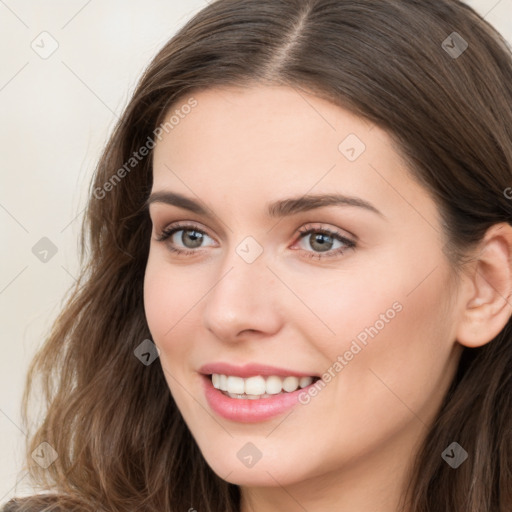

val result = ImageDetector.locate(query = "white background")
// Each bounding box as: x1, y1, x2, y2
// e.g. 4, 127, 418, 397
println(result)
1, 0, 511, 501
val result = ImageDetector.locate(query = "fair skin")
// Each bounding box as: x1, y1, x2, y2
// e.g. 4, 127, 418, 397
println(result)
143, 84, 512, 512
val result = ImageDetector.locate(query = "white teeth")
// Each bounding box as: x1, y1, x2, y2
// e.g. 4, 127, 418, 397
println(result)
211, 373, 316, 397
226, 376, 245, 394
265, 375, 283, 395
282, 376, 299, 392
244, 376, 266, 395
219, 374, 228, 391
299, 376, 313, 388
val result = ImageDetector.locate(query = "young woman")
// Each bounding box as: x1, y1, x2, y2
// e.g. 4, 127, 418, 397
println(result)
3, 0, 512, 511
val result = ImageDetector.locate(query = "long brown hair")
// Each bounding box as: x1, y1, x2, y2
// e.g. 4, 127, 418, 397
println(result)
4, 1, 512, 511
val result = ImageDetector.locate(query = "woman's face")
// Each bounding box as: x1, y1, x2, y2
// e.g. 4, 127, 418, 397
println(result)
144, 85, 464, 490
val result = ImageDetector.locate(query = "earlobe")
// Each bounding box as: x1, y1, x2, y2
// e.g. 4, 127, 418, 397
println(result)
456, 223, 512, 348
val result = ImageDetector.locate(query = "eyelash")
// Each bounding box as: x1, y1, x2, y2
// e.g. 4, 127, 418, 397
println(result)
155, 222, 356, 260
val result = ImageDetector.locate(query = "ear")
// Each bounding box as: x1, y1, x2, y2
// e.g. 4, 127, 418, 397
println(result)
456, 222, 512, 348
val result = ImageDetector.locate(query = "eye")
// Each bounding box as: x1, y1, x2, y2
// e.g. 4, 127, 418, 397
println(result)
155, 222, 216, 256
293, 224, 356, 260
155, 221, 356, 260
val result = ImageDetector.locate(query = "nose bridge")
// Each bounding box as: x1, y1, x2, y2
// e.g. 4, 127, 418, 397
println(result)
202, 236, 281, 339
215, 233, 269, 297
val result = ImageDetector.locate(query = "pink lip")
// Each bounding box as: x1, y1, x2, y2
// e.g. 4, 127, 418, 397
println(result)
200, 374, 319, 423
199, 362, 318, 379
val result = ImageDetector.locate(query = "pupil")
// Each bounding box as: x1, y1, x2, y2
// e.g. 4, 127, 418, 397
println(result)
184, 230, 203, 248
311, 233, 333, 252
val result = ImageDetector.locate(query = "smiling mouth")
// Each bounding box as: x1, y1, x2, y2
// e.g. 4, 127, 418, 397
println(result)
209, 373, 321, 399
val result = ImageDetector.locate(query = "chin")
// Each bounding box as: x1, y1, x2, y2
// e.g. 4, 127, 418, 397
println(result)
200, 445, 311, 487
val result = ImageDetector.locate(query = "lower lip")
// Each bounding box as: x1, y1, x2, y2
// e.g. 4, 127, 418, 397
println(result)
201, 374, 317, 423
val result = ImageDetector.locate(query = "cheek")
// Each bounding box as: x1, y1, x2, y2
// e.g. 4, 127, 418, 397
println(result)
143, 255, 200, 410
280, 259, 404, 360
143, 253, 200, 354
331, 262, 457, 430
300, 253, 457, 431
143, 258, 170, 338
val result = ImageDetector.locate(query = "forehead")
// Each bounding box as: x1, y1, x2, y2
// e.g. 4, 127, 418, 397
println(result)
150, 85, 440, 231
154, 84, 375, 166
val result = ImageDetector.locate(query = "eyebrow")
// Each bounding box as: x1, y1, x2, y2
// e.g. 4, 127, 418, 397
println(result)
145, 191, 385, 219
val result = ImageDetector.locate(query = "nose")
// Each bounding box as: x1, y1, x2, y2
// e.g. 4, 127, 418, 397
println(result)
202, 248, 283, 342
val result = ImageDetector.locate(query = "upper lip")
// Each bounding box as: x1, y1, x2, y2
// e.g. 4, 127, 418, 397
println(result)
199, 362, 318, 378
